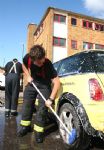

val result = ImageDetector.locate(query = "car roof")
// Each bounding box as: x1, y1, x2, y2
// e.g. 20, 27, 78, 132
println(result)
53, 49, 104, 64
78, 49, 104, 54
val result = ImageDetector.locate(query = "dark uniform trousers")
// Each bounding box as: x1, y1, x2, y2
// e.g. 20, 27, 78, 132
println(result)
20, 82, 51, 133
5, 73, 20, 112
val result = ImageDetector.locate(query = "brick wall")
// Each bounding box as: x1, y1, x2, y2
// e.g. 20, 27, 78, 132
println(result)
68, 15, 104, 56
33, 9, 54, 61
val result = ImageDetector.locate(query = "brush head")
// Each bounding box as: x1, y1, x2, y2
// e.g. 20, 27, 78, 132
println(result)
68, 128, 77, 144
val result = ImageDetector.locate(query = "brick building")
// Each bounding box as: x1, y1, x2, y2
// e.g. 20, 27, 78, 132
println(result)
27, 7, 104, 63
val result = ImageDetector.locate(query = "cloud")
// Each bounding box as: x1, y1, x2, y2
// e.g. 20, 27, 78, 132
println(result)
83, 0, 104, 18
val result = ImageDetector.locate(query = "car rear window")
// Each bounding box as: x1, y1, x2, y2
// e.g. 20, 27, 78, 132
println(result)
92, 52, 104, 73
80, 54, 94, 73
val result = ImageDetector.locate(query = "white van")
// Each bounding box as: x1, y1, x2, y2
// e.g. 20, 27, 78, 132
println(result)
0, 73, 5, 90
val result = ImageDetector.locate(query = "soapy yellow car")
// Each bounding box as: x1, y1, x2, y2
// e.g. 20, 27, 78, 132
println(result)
53, 50, 104, 150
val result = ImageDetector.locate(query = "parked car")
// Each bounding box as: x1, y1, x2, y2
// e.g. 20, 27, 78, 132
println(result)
53, 50, 104, 150
0, 73, 5, 90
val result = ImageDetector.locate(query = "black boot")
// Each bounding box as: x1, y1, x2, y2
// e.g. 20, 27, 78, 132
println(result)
35, 132, 44, 143
5, 111, 10, 117
11, 112, 18, 116
17, 125, 32, 137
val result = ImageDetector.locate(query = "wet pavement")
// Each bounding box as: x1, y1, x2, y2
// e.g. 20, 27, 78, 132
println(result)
0, 91, 104, 150
0, 105, 66, 150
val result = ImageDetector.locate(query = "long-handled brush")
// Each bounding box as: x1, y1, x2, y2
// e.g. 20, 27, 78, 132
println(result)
31, 82, 77, 144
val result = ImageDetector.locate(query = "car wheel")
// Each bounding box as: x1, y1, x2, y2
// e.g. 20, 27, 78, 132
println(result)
59, 103, 90, 150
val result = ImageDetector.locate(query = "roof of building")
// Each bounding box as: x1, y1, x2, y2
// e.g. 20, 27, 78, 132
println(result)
33, 7, 104, 35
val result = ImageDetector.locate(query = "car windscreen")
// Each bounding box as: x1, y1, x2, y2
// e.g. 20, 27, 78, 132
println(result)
53, 61, 61, 72
92, 52, 104, 73
58, 54, 83, 76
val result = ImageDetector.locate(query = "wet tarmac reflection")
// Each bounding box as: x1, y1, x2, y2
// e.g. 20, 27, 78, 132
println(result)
0, 105, 104, 150
0, 105, 65, 150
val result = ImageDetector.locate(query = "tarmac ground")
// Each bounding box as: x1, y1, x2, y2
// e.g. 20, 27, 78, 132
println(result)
0, 90, 104, 150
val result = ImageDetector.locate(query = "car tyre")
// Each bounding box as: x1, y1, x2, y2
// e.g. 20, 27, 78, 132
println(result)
59, 103, 90, 150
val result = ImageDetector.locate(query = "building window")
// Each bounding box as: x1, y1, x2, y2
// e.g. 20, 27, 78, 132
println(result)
95, 24, 100, 30
95, 23, 104, 31
95, 44, 104, 49
71, 18, 77, 26
83, 42, 93, 50
83, 20, 87, 28
35, 23, 43, 39
100, 25, 104, 31
53, 37, 66, 47
88, 22, 92, 29
71, 40, 77, 49
83, 21, 104, 31
82, 20, 93, 29
54, 14, 66, 23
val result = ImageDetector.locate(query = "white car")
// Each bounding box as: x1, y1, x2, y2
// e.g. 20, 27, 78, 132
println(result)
0, 73, 5, 90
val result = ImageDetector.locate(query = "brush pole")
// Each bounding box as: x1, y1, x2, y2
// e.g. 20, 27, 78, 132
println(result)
32, 82, 70, 135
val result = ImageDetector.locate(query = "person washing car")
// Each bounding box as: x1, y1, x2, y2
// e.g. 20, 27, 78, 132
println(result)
18, 45, 60, 143
5, 58, 22, 117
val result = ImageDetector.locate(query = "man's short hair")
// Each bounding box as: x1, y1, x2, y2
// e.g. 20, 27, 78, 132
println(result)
29, 45, 45, 61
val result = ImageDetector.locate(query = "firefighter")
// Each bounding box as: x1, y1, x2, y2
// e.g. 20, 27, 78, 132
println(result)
5, 58, 22, 117
17, 45, 60, 143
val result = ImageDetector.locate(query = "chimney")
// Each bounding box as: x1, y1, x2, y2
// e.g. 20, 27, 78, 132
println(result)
27, 24, 37, 53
